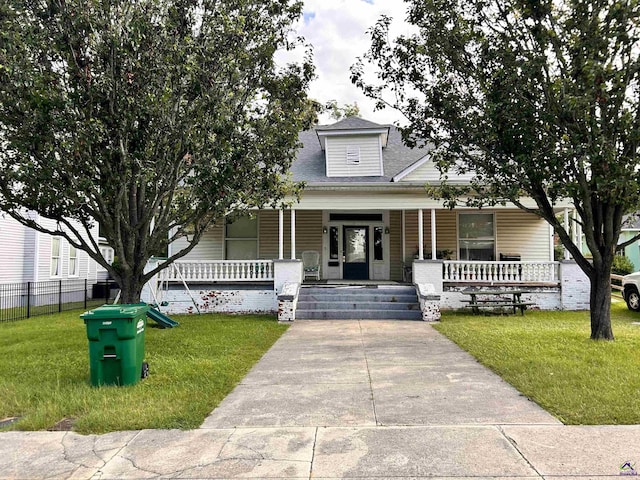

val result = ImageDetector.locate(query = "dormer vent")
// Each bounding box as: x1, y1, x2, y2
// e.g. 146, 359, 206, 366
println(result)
346, 146, 360, 165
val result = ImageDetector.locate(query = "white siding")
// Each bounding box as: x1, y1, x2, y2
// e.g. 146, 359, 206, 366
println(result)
326, 135, 382, 177
172, 224, 224, 261
0, 215, 31, 283
496, 210, 550, 261
0, 214, 102, 283
398, 158, 475, 184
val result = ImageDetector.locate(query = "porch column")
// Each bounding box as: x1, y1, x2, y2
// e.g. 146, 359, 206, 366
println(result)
278, 209, 284, 260
290, 209, 296, 260
573, 209, 582, 254
563, 208, 570, 260
401, 210, 406, 262
418, 209, 424, 260
431, 209, 437, 258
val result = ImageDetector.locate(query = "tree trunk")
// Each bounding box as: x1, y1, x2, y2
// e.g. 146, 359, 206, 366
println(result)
117, 274, 145, 305
589, 267, 614, 340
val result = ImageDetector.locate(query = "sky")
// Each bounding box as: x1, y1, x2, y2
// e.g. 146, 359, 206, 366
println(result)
279, 0, 414, 126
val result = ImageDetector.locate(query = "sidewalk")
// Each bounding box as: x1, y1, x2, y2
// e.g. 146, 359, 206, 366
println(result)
1, 320, 638, 479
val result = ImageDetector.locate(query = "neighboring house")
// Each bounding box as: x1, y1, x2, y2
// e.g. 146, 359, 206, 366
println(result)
617, 214, 640, 272
0, 212, 101, 284
146, 117, 589, 318
97, 232, 115, 282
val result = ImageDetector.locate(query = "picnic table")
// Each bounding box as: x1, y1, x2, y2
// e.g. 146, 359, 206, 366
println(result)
461, 289, 534, 315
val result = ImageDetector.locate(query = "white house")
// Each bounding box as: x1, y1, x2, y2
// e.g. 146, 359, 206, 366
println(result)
0, 211, 103, 284
145, 117, 590, 320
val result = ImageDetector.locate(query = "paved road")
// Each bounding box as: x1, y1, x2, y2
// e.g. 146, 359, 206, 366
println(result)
1, 320, 637, 479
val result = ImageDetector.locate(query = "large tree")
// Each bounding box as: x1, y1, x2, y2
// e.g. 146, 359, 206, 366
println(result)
353, 0, 640, 340
0, 0, 314, 303
324, 100, 361, 121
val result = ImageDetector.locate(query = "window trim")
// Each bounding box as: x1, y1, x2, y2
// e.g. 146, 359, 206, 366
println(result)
50, 237, 62, 278
68, 244, 79, 277
456, 212, 496, 261
224, 215, 259, 260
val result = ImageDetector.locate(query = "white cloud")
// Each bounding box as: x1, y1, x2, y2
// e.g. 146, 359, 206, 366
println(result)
278, 0, 416, 125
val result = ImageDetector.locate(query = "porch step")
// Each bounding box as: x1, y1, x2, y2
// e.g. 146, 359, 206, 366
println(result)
298, 293, 417, 303
295, 309, 422, 320
296, 285, 421, 321
297, 301, 420, 311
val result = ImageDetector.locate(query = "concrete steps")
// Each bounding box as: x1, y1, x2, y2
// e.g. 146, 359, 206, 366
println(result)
296, 285, 421, 320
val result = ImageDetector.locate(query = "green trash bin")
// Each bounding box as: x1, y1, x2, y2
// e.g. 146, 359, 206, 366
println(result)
81, 303, 149, 386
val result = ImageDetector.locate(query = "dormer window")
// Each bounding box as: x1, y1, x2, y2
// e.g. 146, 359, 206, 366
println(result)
346, 146, 360, 165
316, 117, 388, 177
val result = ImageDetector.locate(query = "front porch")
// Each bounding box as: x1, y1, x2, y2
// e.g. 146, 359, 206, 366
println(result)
143, 257, 589, 319
168, 204, 575, 284
146, 201, 590, 317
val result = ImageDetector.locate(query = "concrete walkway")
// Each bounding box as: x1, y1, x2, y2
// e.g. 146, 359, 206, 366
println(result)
2, 320, 639, 479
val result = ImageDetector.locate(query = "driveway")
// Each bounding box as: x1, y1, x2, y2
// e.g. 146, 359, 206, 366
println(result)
201, 320, 558, 428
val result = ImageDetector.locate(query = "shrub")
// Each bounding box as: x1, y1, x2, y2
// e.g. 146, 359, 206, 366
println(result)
554, 245, 565, 261
612, 255, 635, 275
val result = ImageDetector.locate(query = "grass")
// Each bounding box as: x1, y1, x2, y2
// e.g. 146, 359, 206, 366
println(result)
0, 309, 288, 434
434, 299, 640, 425
3, 301, 638, 431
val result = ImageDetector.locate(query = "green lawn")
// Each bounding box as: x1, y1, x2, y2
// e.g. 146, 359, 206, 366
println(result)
3, 302, 638, 432
0, 310, 288, 434
434, 299, 640, 425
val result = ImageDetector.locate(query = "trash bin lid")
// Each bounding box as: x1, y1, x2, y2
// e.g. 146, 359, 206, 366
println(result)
81, 303, 149, 320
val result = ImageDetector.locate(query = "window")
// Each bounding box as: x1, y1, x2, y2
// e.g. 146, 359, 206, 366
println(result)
225, 215, 258, 260
69, 245, 78, 276
346, 146, 360, 165
329, 227, 339, 260
374, 226, 383, 261
458, 213, 495, 261
51, 237, 61, 277
100, 246, 114, 265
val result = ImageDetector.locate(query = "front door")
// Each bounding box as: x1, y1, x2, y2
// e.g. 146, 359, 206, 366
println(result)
343, 226, 369, 280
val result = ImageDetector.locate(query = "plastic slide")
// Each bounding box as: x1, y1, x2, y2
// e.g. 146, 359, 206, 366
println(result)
146, 307, 180, 328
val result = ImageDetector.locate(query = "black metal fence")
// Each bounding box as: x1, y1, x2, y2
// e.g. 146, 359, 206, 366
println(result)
0, 280, 119, 322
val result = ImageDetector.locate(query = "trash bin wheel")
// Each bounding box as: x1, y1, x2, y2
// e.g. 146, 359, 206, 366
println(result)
141, 362, 149, 379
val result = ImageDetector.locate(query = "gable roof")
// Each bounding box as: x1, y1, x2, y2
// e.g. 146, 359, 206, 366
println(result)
291, 118, 433, 185
314, 116, 386, 131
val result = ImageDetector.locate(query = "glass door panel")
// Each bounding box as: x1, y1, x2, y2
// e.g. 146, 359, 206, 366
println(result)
343, 226, 369, 280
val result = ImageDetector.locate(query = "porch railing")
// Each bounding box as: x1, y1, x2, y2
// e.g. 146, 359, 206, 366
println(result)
159, 260, 274, 282
443, 261, 560, 284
